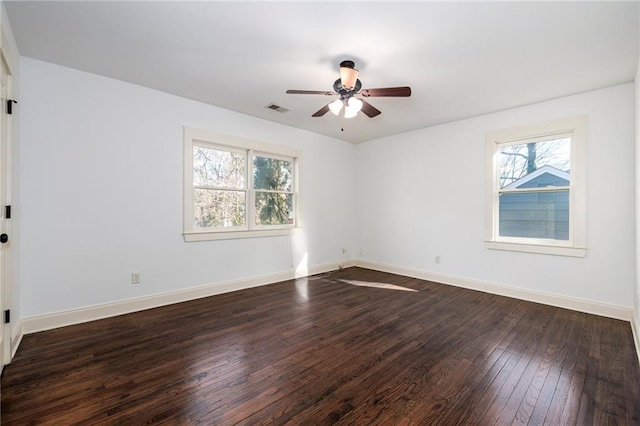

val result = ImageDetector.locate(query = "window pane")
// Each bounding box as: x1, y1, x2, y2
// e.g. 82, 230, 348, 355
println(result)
194, 188, 246, 228
499, 190, 569, 240
255, 192, 294, 225
254, 156, 293, 191
193, 146, 245, 188
499, 137, 570, 189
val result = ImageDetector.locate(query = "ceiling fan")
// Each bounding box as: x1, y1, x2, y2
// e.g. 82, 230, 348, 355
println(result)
286, 60, 411, 120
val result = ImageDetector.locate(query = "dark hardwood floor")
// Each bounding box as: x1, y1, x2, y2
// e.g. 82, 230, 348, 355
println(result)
2, 267, 639, 424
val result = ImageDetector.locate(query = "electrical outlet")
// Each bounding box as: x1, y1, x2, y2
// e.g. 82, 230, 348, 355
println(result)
359, 249, 364, 256
342, 248, 347, 255
435, 255, 441, 264
132, 271, 141, 284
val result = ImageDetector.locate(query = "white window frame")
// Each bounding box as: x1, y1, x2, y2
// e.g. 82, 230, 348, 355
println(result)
484, 115, 587, 257
184, 126, 302, 242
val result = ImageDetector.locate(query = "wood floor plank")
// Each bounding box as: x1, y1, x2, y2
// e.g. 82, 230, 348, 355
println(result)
367, 294, 522, 424
593, 316, 628, 425
577, 314, 603, 425
622, 322, 640, 425
511, 306, 574, 425
442, 302, 549, 424
327, 289, 501, 423
441, 314, 529, 424
538, 310, 586, 425
2, 267, 639, 424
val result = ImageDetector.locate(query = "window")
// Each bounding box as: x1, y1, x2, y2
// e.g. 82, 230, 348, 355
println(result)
184, 127, 301, 241
253, 154, 295, 226
485, 116, 586, 257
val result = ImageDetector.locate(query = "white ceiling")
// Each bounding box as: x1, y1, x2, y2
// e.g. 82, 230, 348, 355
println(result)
4, 1, 639, 144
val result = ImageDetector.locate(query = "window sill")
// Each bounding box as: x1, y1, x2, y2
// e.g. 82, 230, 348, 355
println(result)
485, 240, 586, 257
184, 228, 292, 242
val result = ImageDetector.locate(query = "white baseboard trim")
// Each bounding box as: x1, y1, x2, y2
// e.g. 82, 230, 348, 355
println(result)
22, 260, 351, 336
17, 258, 631, 360
631, 315, 640, 364
355, 259, 632, 321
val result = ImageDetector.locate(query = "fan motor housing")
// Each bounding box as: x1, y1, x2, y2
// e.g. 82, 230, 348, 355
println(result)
333, 78, 362, 98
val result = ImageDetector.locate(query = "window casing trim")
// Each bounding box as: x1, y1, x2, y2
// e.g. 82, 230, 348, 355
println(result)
184, 126, 302, 241
484, 115, 587, 257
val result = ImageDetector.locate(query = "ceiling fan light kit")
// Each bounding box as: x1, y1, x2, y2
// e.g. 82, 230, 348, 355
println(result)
344, 97, 363, 118
328, 99, 343, 115
328, 97, 363, 117
286, 59, 411, 123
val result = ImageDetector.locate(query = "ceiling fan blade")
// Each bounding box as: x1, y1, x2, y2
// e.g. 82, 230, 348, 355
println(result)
360, 87, 412, 97
360, 99, 382, 118
286, 90, 335, 96
312, 104, 330, 117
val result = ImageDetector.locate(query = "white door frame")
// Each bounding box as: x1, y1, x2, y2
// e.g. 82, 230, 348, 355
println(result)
0, 25, 17, 368
0, 52, 11, 367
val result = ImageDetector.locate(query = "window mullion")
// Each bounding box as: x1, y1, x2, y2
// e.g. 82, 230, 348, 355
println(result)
194, 185, 248, 191
499, 186, 570, 195
255, 189, 294, 194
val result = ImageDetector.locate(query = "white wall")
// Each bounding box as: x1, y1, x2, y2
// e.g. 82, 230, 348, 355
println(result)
356, 84, 635, 309
19, 57, 356, 318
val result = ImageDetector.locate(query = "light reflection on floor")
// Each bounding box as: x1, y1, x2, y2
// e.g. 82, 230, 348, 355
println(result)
337, 279, 419, 292
295, 278, 309, 301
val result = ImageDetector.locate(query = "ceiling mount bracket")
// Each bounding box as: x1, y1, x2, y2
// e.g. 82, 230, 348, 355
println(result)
339, 60, 355, 69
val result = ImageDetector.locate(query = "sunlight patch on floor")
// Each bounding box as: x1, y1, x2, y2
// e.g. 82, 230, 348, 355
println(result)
338, 279, 419, 292
295, 278, 309, 301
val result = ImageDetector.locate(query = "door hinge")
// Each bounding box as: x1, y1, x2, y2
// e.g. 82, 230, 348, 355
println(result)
5, 205, 11, 219
4, 310, 9, 324
6, 100, 16, 115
